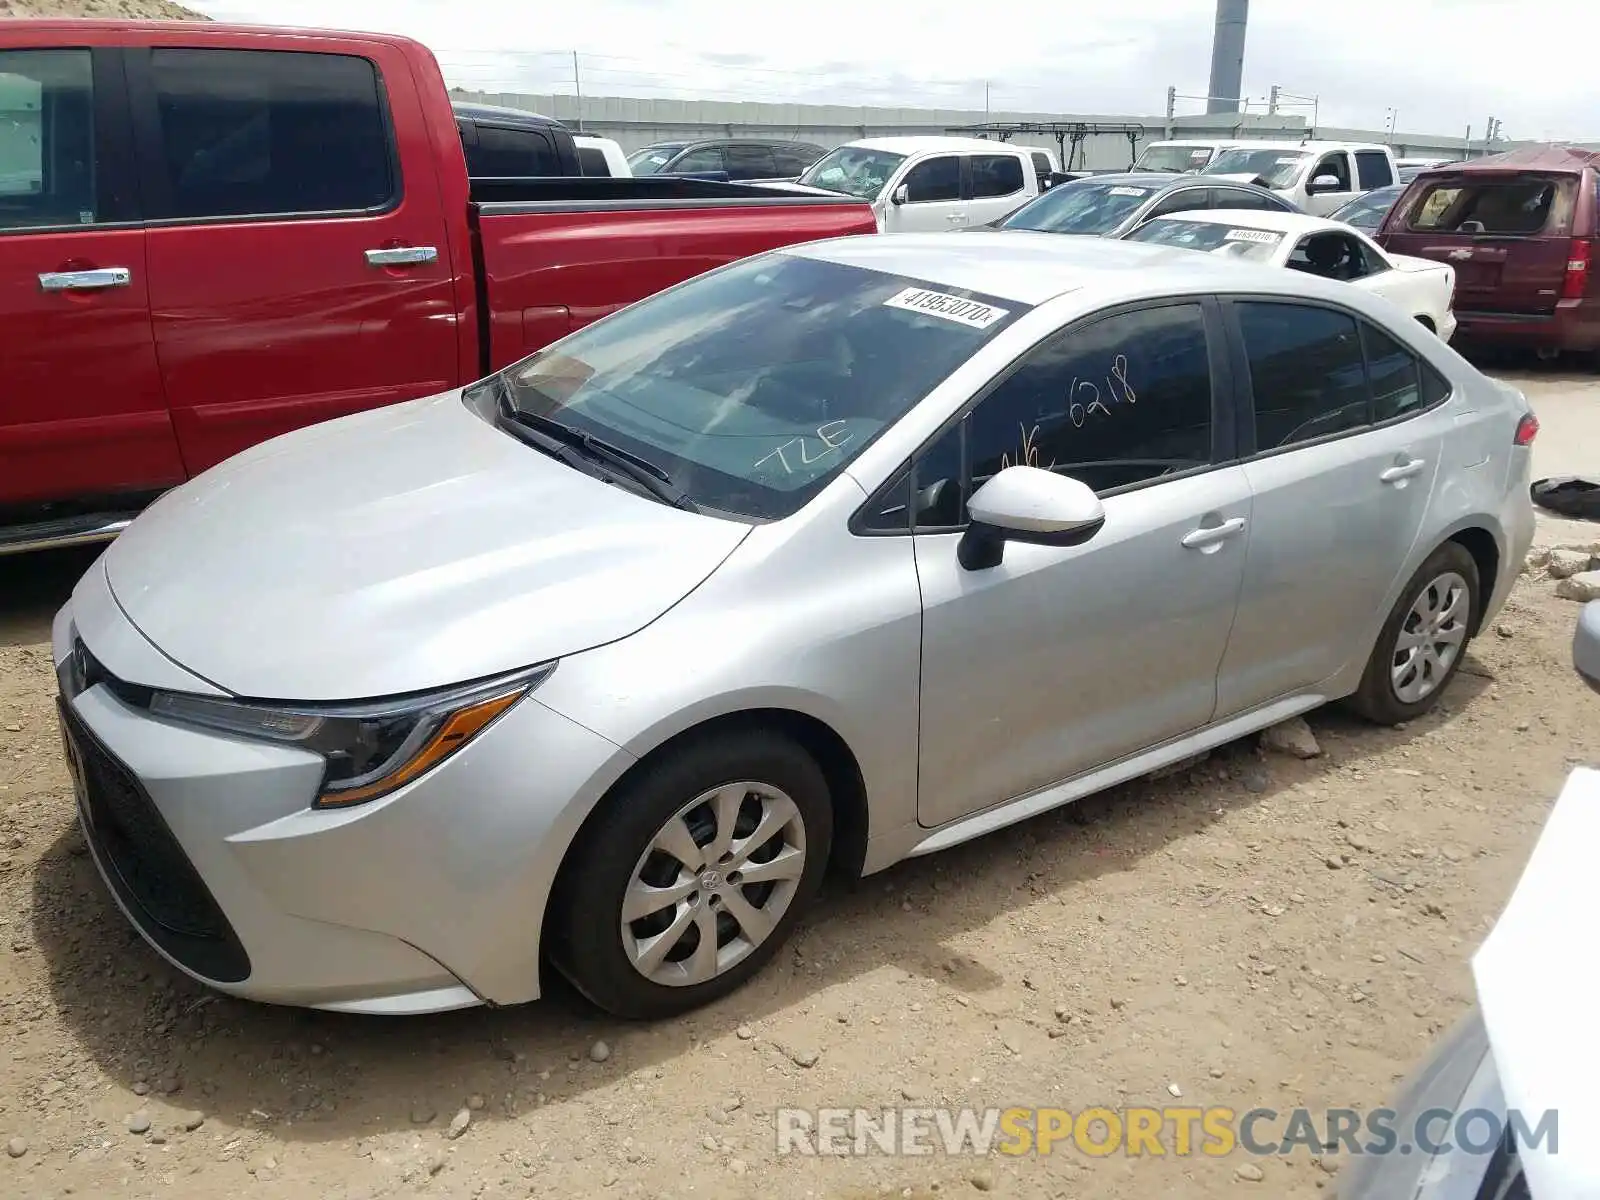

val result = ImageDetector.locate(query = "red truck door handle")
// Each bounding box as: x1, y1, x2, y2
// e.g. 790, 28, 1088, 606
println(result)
365, 246, 439, 267
38, 267, 131, 292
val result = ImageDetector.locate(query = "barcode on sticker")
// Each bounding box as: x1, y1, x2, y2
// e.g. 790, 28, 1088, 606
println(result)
1108, 186, 1148, 197
1189, 149, 1209, 159
1222, 228, 1281, 244
883, 288, 1009, 329
1276, 157, 1303, 165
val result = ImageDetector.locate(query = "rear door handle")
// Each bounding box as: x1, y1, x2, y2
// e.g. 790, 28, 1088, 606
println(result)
364, 246, 439, 267
1380, 459, 1427, 484
38, 267, 131, 292
1181, 517, 1247, 550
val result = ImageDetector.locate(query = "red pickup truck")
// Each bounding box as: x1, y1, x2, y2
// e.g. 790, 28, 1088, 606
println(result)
0, 21, 876, 554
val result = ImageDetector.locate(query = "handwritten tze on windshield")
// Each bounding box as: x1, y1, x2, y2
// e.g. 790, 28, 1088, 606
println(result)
882, 288, 1009, 330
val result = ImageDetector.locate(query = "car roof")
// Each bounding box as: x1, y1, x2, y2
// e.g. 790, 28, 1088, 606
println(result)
451, 102, 564, 129
1143, 209, 1349, 236
848, 136, 1025, 155
783, 231, 1327, 307
641, 139, 816, 151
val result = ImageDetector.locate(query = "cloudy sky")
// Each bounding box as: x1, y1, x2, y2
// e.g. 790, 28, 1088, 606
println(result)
192, 0, 1591, 141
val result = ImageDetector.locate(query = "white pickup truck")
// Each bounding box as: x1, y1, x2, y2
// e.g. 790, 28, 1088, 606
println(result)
796, 136, 1044, 232
1200, 139, 1400, 216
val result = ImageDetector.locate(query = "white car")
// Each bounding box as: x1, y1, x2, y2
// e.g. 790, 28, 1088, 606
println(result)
796, 136, 1042, 233
1126, 209, 1458, 341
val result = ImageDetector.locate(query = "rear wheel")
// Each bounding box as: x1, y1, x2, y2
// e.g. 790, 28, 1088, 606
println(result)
1347, 542, 1479, 725
550, 730, 832, 1019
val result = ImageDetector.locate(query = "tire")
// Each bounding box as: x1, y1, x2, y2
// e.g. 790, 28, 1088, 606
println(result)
549, 730, 832, 1019
1347, 541, 1480, 725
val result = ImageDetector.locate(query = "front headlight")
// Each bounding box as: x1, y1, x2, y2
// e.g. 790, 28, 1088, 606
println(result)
147, 663, 555, 809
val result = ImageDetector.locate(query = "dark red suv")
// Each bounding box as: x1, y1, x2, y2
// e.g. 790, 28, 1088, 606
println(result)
1378, 146, 1600, 357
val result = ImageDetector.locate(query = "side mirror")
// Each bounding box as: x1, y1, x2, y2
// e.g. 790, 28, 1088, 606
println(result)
1575, 601, 1600, 694
891, 184, 909, 205
957, 465, 1105, 571
1307, 174, 1344, 194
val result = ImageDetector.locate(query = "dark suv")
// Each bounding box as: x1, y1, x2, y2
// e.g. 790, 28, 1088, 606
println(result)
626, 139, 826, 181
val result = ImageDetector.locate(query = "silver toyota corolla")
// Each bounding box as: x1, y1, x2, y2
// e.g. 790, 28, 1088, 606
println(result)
53, 233, 1536, 1019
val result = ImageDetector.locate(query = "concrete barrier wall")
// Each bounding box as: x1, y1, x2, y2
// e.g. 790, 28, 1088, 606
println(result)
448, 89, 1579, 170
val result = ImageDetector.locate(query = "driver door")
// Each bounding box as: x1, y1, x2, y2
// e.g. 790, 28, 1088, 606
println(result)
909, 300, 1252, 828
882, 155, 966, 233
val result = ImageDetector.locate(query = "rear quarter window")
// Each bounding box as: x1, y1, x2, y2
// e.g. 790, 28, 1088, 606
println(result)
1405, 175, 1576, 235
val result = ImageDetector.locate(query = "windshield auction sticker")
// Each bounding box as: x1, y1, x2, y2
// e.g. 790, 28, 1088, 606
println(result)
883, 288, 1010, 330
1222, 228, 1282, 244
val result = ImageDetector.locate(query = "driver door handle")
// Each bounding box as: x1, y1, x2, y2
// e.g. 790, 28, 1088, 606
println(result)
364, 246, 439, 267
1380, 458, 1427, 484
39, 267, 131, 292
1181, 517, 1246, 550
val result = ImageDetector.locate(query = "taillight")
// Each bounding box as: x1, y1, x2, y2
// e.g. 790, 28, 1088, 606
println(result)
1515, 413, 1540, 446
1561, 238, 1591, 301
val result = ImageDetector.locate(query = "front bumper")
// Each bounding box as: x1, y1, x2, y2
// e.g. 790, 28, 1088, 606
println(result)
53, 578, 635, 1013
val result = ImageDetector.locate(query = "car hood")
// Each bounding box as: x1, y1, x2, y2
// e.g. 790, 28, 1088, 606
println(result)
103, 391, 751, 701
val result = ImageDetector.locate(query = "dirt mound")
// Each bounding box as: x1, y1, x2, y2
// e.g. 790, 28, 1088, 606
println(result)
0, 0, 208, 18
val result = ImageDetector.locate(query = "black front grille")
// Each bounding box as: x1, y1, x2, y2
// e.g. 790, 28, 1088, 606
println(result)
59, 697, 251, 984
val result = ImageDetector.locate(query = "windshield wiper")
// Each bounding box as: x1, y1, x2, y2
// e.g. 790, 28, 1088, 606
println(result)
495, 389, 698, 512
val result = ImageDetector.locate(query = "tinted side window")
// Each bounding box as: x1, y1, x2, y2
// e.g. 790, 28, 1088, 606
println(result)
1355, 150, 1394, 189
903, 155, 961, 202
672, 145, 724, 173
1238, 303, 1368, 450
577, 145, 609, 176
466, 124, 558, 177
773, 144, 823, 175
970, 154, 1024, 199
0, 48, 97, 231
1030, 151, 1052, 181
949, 304, 1213, 506
1312, 152, 1352, 190
1147, 188, 1208, 218
725, 143, 777, 179
147, 48, 393, 219
1362, 322, 1422, 420
1211, 187, 1280, 211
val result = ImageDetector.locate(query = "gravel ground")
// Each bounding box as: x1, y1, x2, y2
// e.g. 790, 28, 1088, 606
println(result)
2, 369, 1597, 1200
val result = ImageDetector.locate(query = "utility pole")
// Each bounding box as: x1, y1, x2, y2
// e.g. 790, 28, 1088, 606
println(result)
1267, 84, 1279, 115
984, 81, 990, 119
1385, 107, 1398, 139
572, 51, 584, 131
1164, 85, 1175, 140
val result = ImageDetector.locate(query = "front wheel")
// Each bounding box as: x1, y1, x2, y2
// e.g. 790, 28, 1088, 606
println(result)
550, 730, 832, 1019
1347, 542, 1479, 725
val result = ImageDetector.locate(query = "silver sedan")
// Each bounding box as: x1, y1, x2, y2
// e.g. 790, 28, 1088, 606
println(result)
54, 233, 1536, 1018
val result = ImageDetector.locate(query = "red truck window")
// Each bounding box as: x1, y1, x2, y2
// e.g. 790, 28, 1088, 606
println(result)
142, 48, 396, 220
0, 49, 97, 231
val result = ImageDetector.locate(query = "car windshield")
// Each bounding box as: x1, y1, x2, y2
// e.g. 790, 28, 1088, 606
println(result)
999, 179, 1154, 234
492, 253, 1025, 520
1126, 217, 1285, 262
1331, 185, 1404, 229
626, 145, 685, 176
1204, 149, 1309, 189
1136, 145, 1215, 172
797, 147, 908, 201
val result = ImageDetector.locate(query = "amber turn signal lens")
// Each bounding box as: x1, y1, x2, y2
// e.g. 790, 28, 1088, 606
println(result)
313, 688, 526, 809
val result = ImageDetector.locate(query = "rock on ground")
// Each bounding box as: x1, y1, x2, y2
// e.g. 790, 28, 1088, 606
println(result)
1556, 570, 1600, 602
1260, 716, 1322, 759
1546, 547, 1597, 579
